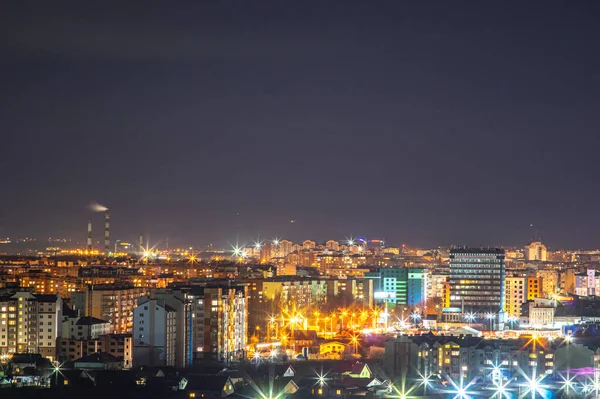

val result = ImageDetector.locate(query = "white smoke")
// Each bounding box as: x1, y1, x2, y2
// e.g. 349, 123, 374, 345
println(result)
88, 201, 108, 212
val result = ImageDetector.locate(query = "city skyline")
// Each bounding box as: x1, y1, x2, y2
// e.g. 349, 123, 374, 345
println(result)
3, 2, 600, 248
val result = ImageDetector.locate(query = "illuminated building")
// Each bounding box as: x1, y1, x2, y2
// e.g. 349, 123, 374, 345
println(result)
365, 267, 424, 307
0, 290, 62, 361
408, 269, 427, 308
71, 284, 149, 334
427, 272, 449, 305
61, 315, 111, 340
183, 284, 247, 362
279, 240, 293, 257
303, 240, 316, 250
325, 240, 340, 251
525, 241, 547, 261
261, 279, 327, 308
19, 273, 79, 298
384, 334, 555, 382
276, 263, 297, 276
505, 276, 526, 318
383, 247, 400, 255
574, 269, 600, 297
527, 298, 556, 327
449, 248, 506, 329
133, 291, 192, 368
536, 269, 558, 298
527, 276, 542, 300
326, 278, 374, 308
56, 333, 132, 368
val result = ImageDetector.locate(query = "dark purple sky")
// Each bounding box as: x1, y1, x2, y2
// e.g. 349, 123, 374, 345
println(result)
1, 1, 600, 250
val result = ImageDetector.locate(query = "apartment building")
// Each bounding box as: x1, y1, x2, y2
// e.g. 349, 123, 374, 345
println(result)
71, 284, 149, 333
0, 290, 62, 361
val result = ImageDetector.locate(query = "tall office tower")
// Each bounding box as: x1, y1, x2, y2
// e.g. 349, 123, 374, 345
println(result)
449, 248, 506, 329
0, 291, 63, 361
524, 241, 547, 261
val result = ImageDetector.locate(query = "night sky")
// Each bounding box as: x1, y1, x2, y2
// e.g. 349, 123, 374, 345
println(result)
2, 1, 600, 249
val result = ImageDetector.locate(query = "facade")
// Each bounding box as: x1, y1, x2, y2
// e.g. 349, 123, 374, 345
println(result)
536, 269, 559, 298
133, 291, 192, 368
303, 240, 317, 250
366, 268, 425, 307
260, 279, 328, 308
504, 277, 526, 318
504, 275, 543, 318
575, 269, 600, 297
449, 248, 506, 328
325, 240, 340, 252
279, 240, 293, 257
527, 298, 556, 328
71, 284, 149, 334
183, 284, 248, 363
384, 334, 554, 382
525, 241, 548, 262
407, 269, 426, 308
61, 316, 111, 340
0, 290, 62, 360
56, 333, 132, 368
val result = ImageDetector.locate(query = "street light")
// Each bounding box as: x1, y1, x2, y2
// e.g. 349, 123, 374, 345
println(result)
485, 312, 495, 331
410, 311, 421, 326
464, 312, 476, 325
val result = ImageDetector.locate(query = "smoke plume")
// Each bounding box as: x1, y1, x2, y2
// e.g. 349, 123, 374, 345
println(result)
88, 201, 108, 212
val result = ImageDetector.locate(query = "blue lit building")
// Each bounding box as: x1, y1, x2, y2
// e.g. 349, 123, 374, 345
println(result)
365, 267, 425, 308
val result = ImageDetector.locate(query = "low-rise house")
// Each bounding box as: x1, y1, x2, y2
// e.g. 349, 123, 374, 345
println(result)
184, 375, 235, 397
74, 352, 122, 370
320, 342, 346, 360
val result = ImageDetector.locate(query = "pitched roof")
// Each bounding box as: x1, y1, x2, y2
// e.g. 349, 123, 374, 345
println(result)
63, 303, 79, 318
74, 352, 121, 363
185, 374, 231, 392
34, 294, 59, 303
10, 353, 44, 364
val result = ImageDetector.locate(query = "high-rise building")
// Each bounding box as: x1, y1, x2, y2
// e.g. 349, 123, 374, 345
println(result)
183, 284, 248, 363
525, 241, 547, 262
504, 276, 526, 318
325, 240, 340, 252
407, 269, 427, 308
0, 291, 63, 361
449, 248, 506, 329
279, 240, 293, 257
71, 284, 149, 334
133, 291, 192, 368
303, 240, 316, 250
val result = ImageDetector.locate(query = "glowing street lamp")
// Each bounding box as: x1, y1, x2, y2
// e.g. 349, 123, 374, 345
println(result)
463, 312, 476, 325
485, 312, 495, 331
350, 335, 359, 353
410, 311, 422, 325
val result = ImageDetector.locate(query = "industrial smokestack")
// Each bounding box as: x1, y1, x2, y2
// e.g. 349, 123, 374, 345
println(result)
104, 209, 110, 254
87, 219, 93, 251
